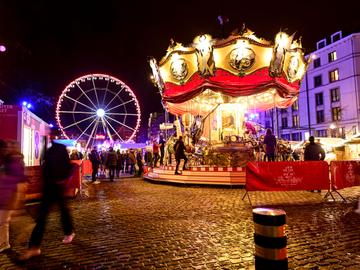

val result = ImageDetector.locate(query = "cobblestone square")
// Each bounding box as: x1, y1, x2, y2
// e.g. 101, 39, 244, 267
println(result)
1, 177, 360, 269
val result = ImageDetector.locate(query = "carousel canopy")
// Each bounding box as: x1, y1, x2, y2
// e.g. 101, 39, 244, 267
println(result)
150, 28, 309, 116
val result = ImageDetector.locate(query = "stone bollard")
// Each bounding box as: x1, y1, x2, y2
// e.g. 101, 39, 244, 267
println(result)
252, 208, 288, 270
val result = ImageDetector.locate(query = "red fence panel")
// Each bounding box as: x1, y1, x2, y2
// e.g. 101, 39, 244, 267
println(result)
82, 159, 92, 175
330, 160, 360, 190
246, 161, 329, 191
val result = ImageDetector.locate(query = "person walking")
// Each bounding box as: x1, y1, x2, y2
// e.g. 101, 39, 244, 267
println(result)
0, 140, 25, 253
173, 136, 188, 175
106, 147, 117, 181
263, 128, 277, 161
88, 146, 101, 184
20, 131, 75, 260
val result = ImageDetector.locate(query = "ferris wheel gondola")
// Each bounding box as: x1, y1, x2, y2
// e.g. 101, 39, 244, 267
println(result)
56, 73, 141, 149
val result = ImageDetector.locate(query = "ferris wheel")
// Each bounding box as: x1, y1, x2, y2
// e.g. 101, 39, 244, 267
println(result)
56, 73, 141, 149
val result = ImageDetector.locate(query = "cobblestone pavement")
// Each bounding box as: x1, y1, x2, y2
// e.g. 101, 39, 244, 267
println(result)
1, 177, 360, 269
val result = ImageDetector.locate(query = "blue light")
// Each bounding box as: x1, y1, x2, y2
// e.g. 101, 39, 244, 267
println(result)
49, 123, 54, 128
26, 103, 32, 109
22, 101, 27, 106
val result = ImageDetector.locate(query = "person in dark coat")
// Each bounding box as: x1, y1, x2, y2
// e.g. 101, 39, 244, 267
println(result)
106, 147, 117, 181
304, 136, 325, 193
263, 128, 277, 161
304, 136, 326, 161
173, 136, 188, 175
88, 146, 101, 184
21, 133, 75, 260
159, 135, 165, 166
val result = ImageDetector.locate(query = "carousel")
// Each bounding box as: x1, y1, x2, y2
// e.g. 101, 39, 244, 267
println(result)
145, 26, 309, 185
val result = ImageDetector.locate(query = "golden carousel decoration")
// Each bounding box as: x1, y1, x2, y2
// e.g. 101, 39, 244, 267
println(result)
146, 26, 309, 184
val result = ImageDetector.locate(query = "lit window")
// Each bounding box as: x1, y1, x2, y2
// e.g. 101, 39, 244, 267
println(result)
332, 107, 341, 121
330, 88, 340, 102
329, 69, 339, 82
292, 115, 299, 127
329, 51, 337, 62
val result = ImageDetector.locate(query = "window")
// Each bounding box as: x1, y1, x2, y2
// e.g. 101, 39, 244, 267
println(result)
280, 108, 287, 114
329, 69, 339, 83
265, 121, 271, 128
313, 58, 321, 68
317, 39, 326, 50
316, 130, 328, 137
281, 134, 290, 140
316, 110, 324, 123
292, 115, 299, 127
330, 88, 340, 102
292, 100, 298, 111
314, 75, 322, 87
291, 132, 302, 141
328, 51, 337, 62
281, 117, 288, 128
332, 107, 341, 121
331, 31, 342, 43
315, 93, 323, 106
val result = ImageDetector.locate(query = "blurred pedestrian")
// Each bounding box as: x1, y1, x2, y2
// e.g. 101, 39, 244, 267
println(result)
136, 150, 143, 177
263, 128, 277, 161
0, 140, 25, 253
159, 134, 165, 166
106, 147, 117, 181
152, 140, 160, 167
174, 136, 188, 175
88, 146, 101, 184
20, 130, 75, 260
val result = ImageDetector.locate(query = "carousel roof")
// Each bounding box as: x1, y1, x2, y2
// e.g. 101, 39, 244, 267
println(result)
149, 27, 309, 116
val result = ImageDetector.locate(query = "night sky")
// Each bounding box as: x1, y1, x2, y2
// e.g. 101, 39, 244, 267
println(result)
1, 0, 359, 134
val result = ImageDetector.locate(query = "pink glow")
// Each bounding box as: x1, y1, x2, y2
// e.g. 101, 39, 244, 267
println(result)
0, 45, 6, 52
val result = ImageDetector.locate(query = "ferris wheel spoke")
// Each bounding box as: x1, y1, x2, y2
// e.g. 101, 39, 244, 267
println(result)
107, 99, 134, 111
104, 85, 125, 110
91, 76, 100, 107
85, 119, 101, 150
101, 77, 111, 106
103, 116, 124, 141
76, 82, 97, 109
106, 112, 138, 116
101, 117, 115, 142
75, 117, 98, 143
59, 110, 95, 114
105, 115, 135, 131
64, 95, 96, 111
62, 115, 96, 130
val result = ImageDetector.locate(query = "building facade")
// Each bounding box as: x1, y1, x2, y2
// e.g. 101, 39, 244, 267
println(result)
260, 31, 360, 141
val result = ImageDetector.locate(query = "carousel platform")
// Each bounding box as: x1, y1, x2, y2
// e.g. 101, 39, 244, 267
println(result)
143, 165, 246, 186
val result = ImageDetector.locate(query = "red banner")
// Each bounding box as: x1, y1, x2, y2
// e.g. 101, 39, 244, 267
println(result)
330, 161, 360, 190
246, 161, 330, 191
